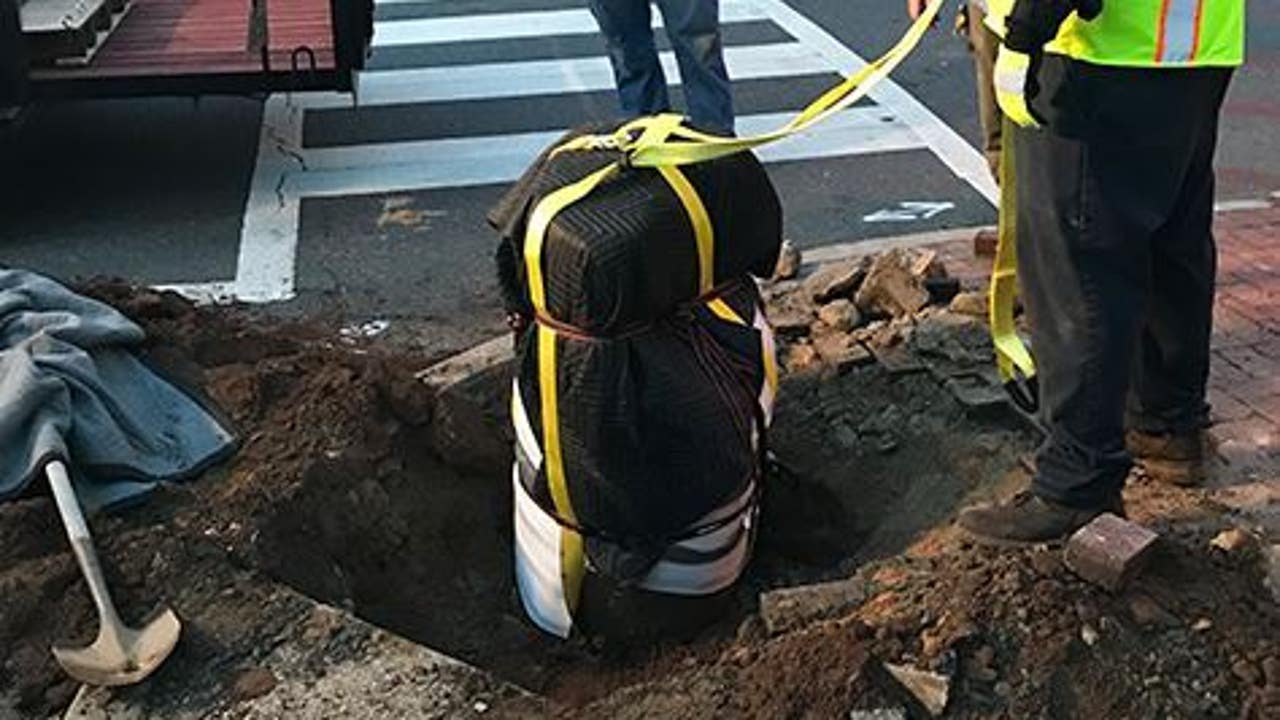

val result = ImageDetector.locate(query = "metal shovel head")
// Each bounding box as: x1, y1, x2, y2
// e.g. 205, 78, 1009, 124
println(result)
52, 607, 181, 686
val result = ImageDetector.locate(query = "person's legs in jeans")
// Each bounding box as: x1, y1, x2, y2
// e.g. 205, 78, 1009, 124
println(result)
589, 0, 670, 118
655, 0, 734, 134
967, 2, 1002, 178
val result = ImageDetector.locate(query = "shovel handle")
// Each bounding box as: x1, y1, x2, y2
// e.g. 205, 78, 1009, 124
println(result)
46, 460, 125, 631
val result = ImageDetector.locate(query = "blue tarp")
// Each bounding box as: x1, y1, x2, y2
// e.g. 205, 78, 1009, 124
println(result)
0, 269, 236, 512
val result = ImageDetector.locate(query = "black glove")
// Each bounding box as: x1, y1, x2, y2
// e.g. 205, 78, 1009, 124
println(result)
1004, 0, 1102, 53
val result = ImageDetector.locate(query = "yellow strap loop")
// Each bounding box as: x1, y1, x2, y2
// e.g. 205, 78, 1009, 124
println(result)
658, 165, 715, 294
523, 163, 620, 317
706, 297, 745, 325
518, 0, 947, 615
554, 0, 945, 169
988, 117, 1038, 411
535, 323, 587, 611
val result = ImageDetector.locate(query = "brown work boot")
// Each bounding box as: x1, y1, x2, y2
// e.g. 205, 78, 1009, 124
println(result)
1125, 429, 1206, 487
957, 491, 1124, 546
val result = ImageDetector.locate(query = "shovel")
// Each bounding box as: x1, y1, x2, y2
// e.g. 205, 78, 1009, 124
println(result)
45, 459, 181, 686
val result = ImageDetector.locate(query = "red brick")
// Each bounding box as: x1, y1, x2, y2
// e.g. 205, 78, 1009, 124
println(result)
1213, 304, 1273, 347
1064, 514, 1160, 591
1231, 375, 1280, 404
1238, 228, 1278, 250
1217, 345, 1274, 378
1249, 338, 1280, 359
1246, 394, 1280, 425
1218, 293, 1280, 329
1210, 415, 1279, 467
1210, 351, 1255, 387
1208, 388, 1254, 423
1218, 281, 1274, 307
1215, 270, 1251, 287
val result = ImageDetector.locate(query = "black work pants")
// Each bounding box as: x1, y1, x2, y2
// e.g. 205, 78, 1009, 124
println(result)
1013, 55, 1233, 508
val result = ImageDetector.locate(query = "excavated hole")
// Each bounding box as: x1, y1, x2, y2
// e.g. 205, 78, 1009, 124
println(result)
249, 361, 1034, 707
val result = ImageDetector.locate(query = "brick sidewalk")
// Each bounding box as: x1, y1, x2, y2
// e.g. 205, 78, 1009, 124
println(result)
925, 200, 1280, 478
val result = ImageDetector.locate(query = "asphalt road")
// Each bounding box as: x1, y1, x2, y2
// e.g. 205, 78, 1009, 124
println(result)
2, 0, 1278, 353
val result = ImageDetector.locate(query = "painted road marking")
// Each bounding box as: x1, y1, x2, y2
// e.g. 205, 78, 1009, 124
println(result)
863, 200, 956, 222
749, 0, 996, 205
216, 0, 993, 304
373, 4, 769, 47
291, 107, 919, 197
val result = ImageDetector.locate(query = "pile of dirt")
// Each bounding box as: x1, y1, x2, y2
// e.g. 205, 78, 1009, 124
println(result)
1, 264, 1276, 719
0, 283, 520, 716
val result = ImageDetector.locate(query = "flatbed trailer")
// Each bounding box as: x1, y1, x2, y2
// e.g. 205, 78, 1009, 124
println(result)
1, 0, 369, 111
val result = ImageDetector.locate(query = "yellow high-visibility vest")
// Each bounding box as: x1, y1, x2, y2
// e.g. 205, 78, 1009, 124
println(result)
986, 0, 1245, 67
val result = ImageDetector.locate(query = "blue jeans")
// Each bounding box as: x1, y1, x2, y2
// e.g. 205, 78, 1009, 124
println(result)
588, 0, 735, 135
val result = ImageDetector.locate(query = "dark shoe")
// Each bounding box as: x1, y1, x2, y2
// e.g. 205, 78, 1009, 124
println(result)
1125, 429, 1206, 487
957, 491, 1123, 546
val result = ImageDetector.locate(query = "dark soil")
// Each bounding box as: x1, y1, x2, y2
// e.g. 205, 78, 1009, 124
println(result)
1, 282, 1276, 719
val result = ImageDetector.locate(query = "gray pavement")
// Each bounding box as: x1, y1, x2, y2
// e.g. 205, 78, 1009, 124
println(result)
1, 0, 1277, 355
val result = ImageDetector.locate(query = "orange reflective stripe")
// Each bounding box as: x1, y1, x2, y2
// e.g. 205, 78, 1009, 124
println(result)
1155, 0, 1173, 61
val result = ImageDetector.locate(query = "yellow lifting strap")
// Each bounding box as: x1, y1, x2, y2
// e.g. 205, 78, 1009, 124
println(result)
518, 0, 947, 614
521, 135, 720, 616
988, 118, 1038, 413
550, 0, 946, 168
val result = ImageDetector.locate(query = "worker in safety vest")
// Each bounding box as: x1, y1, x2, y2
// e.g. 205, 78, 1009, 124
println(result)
957, 0, 1245, 543
588, 0, 735, 136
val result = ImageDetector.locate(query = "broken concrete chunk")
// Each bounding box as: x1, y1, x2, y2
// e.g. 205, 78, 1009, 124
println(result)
759, 577, 868, 635
773, 239, 802, 281
909, 249, 947, 279
817, 299, 862, 333
871, 344, 927, 376
1127, 594, 1180, 628
882, 662, 950, 717
784, 343, 822, 374
416, 335, 513, 392
855, 249, 935, 318
948, 291, 989, 318
231, 667, 279, 702
419, 337, 514, 475
945, 375, 1009, 416
1063, 514, 1160, 592
770, 305, 815, 339
1231, 658, 1262, 685
814, 332, 874, 372
1210, 527, 1255, 553
804, 257, 871, 304
1080, 624, 1100, 646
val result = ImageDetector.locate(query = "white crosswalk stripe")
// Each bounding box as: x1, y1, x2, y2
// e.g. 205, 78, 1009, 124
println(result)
226, 0, 994, 303
293, 106, 921, 197
302, 42, 833, 109
372, 4, 770, 47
